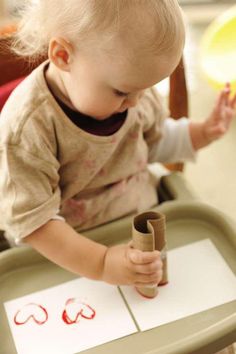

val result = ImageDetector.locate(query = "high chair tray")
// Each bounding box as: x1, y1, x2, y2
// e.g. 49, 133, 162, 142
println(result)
0, 200, 235, 354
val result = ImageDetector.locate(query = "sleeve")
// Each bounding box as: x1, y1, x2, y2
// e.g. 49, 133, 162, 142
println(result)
148, 117, 197, 163
140, 87, 169, 149
0, 144, 62, 244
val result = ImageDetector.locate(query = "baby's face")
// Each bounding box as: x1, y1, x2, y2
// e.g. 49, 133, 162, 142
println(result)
64, 47, 179, 120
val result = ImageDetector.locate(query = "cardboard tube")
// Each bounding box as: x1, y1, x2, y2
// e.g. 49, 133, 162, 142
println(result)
132, 211, 167, 298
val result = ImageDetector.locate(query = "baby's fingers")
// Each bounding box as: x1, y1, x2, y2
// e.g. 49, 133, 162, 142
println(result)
129, 249, 161, 265
134, 269, 163, 287
217, 84, 231, 108
134, 259, 163, 275
229, 92, 236, 110
218, 83, 236, 110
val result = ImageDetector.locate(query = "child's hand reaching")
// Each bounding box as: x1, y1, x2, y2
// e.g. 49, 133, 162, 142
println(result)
101, 243, 163, 286
204, 83, 236, 142
190, 83, 236, 150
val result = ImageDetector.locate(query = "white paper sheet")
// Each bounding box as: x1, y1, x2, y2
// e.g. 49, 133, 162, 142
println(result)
121, 239, 236, 331
4, 278, 137, 354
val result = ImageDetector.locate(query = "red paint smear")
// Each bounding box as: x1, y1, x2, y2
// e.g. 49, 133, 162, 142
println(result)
14, 303, 48, 326
62, 298, 96, 325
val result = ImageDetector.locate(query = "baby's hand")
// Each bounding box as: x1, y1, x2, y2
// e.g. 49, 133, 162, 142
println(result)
101, 243, 163, 286
203, 83, 236, 142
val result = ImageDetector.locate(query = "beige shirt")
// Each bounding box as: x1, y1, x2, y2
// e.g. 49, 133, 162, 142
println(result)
0, 62, 193, 243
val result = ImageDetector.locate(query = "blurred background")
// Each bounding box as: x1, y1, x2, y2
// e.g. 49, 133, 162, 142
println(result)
181, 1, 236, 224
160, 0, 236, 224
0, 0, 235, 224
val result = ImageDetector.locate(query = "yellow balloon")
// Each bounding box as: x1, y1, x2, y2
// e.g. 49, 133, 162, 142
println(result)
200, 5, 236, 93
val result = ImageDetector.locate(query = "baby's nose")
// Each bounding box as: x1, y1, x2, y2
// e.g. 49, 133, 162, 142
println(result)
126, 98, 138, 108
125, 92, 142, 108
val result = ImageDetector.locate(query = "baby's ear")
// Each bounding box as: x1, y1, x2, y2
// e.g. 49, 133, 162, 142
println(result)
48, 37, 73, 71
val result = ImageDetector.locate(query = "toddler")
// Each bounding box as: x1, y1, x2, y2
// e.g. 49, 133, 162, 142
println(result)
0, 0, 235, 288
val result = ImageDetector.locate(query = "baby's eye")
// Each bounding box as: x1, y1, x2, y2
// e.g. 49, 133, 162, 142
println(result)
114, 89, 129, 97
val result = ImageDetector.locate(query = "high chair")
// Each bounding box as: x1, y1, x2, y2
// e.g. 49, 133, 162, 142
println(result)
0, 27, 235, 354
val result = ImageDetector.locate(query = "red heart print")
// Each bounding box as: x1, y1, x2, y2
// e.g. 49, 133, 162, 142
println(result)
62, 298, 96, 325
14, 303, 48, 325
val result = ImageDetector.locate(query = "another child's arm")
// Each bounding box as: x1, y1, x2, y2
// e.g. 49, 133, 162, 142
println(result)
24, 220, 162, 286
189, 83, 236, 150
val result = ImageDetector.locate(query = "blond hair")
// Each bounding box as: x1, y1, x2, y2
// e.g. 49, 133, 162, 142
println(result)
12, 0, 185, 60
